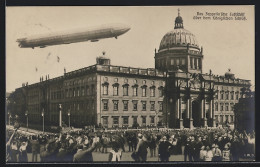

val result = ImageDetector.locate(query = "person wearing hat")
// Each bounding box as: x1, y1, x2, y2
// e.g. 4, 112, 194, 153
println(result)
194, 136, 203, 161
222, 144, 231, 161
19, 141, 28, 162
184, 138, 191, 161
108, 141, 122, 162
30, 135, 40, 162
204, 146, 213, 161
73, 137, 98, 162
199, 145, 206, 161
134, 133, 149, 161
158, 135, 172, 161
212, 144, 222, 161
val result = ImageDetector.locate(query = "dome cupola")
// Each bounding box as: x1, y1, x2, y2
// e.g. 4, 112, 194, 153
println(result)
155, 9, 203, 74
158, 9, 200, 52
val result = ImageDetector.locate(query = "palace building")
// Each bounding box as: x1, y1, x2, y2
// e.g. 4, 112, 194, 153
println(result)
9, 10, 251, 129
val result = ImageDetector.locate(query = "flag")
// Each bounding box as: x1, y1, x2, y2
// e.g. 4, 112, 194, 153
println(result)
57, 56, 60, 62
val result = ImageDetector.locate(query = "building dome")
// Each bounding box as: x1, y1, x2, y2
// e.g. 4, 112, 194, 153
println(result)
158, 9, 199, 51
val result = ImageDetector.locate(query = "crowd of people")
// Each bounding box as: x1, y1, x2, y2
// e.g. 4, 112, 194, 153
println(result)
6, 126, 255, 162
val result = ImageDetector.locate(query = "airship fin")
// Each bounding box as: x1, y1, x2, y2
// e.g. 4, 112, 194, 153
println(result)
91, 39, 99, 42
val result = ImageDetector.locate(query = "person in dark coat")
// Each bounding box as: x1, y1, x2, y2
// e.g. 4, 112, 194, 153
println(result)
19, 141, 28, 162
73, 138, 98, 162
56, 143, 69, 162
189, 136, 196, 161
194, 136, 203, 161
184, 138, 191, 161
158, 135, 172, 161
149, 135, 157, 157
135, 133, 149, 161
9, 141, 19, 162
230, 136, 240, 161
30, 135, 40, 162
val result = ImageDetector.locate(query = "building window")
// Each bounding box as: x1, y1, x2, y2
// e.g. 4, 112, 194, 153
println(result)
123, 85, 129, 96
123, 100, 128, 111
225, 92, 229, 100
103, 117, 108, 125
225, 103, 229, 111
150, 87, 155, 97
142, 87, 146, 97
159, 101, 163, 111
190, 57, 193, 69
113, 117, 119, 125
77, 104, 80, 111
77, 88, 80, 96
91, 85, 95, 95
133, 87, 138, 96
133, 117, 138, 124
220, 103, 224, 111
220, 92, 224, 100
215, 115, 218, 123
230, 115, 234, 122
123, 117, 128, 125
225, 115, 229, 123
142, 101, 147, 111
158, 87, 163, 97
103, 100, 108, 111
230, 103, 234, 111
236, 92, 239, 100
82, 87, 85, 96
215, 91, 218, 99
150, 117, 155, 124
132, 100, 138, 111
220, 115, 223, 123
176, 58, 180, 65
231, 92, 234, 100
150, 101, 155, 111
181, 58, 185, 65
113, 86, 118, 96
113, 100, 118, 111
73, 89, 76, 97
142, 116, 146, 124
86, 86, 89, 95
215, 102, 218, 111
103, 85, 108, 95
171, 59, 174, 65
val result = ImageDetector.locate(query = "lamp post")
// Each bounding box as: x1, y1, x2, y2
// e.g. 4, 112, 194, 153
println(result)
8, 112, 10, 126
41, 109, 45, 133
68, 110, 71, 128
154, 110, 158, 129
25, 111, 28, 131
59, 104, 62, 127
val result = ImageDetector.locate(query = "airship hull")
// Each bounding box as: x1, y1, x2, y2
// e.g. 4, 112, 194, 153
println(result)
17, 24, 130, 48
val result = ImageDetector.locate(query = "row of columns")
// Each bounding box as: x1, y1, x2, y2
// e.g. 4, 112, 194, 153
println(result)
176, 97, 215, 129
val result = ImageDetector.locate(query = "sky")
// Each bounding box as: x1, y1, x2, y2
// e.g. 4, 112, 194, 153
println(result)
6, 6, 255, 92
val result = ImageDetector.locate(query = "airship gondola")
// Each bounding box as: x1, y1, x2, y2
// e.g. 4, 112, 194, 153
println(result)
16, 23, 131, 49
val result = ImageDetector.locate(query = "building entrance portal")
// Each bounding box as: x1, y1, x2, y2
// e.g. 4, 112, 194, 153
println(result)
192, 100, 200, 127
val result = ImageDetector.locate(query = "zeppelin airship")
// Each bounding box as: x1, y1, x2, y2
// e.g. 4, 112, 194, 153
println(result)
16, 23, 131, 49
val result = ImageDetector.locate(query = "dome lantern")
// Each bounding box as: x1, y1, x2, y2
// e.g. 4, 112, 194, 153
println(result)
174, 8, 184, 29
